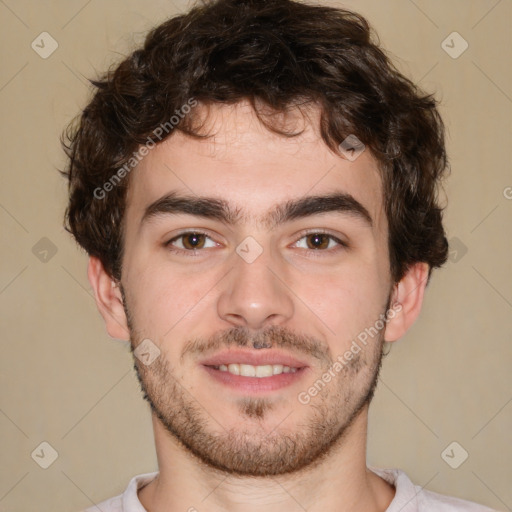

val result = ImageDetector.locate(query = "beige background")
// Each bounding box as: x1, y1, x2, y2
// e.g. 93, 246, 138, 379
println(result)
0, 1, 511, 511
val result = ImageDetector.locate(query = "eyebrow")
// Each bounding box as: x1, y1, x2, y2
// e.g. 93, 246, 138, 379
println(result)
140, 191, 373, 231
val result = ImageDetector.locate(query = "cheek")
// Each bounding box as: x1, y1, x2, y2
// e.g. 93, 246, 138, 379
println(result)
125, 263, 207, 333
295, 263, 385, 347
126, 259, 234, 359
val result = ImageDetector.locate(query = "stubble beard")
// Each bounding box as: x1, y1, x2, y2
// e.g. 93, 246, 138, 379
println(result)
122, 290, 388, 477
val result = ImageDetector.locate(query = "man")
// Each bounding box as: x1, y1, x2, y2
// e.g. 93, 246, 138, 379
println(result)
62, 0, 495, 510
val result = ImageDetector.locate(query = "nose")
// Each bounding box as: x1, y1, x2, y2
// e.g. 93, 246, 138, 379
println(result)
216, 244, 294, 330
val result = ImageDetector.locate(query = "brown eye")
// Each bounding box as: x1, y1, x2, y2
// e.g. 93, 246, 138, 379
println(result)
166, 232, 216, 252
293, 232, 347, 253
305, 233, 331, 250
181, 233, 206, 250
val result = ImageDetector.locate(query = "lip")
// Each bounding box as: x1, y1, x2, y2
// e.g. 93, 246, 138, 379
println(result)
202, 365, 308, 393
200, 349, 311, 394
199, 349, 310, 369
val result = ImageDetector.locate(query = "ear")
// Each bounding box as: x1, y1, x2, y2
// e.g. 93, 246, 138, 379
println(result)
87, 256, 130, 341
383, 262, 430, 343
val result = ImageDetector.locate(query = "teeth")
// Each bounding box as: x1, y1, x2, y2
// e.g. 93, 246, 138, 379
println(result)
240, 364, 256, 377
227, 363, 239, 375
215, 363, 298, 377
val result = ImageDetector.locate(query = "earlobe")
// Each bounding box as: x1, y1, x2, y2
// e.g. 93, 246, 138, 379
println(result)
383, 262, 430, 343
87, 256, 130, 341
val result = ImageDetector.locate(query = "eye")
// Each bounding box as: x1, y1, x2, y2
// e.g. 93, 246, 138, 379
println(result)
165, 231, 218, 252
293, 232, 347, 251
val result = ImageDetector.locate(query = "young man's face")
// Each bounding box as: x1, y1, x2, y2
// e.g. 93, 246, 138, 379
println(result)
93, 102, 422, 476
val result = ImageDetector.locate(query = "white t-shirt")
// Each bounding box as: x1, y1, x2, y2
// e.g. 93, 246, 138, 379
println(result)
83, 467, 496, 511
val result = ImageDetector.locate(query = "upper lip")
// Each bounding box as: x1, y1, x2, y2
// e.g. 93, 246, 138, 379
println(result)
200, 349, 309, 368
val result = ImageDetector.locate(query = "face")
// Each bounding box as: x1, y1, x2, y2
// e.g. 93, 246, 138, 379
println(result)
118, 102, 394, 476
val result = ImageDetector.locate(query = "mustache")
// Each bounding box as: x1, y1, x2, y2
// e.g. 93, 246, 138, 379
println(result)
180, 325, 332, 366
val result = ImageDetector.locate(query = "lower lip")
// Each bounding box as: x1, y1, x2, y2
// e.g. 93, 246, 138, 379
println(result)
202, 365, 309, 393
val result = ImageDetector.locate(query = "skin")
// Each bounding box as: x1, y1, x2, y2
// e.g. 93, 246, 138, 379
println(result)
88, 101, 429, 512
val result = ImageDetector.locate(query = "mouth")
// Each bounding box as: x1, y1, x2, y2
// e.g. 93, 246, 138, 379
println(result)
209, 363, 300, 377
200, 350, 309, 393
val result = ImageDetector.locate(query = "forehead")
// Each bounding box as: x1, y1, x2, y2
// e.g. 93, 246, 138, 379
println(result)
125, 102, 386, 234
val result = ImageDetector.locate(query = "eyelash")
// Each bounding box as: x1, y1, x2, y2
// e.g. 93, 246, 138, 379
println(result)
164, 230, 348, 256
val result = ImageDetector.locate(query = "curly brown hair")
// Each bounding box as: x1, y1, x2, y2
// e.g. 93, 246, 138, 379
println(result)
62, 0, 449, 284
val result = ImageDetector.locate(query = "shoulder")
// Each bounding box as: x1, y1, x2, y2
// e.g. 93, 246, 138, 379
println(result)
369, 467, 496, 512
417, 487, 496, 511
83, 495, 122, 512
82, 471, 159, 512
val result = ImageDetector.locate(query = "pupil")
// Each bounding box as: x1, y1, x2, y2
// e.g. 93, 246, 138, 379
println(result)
185, 233, 203, 249
309, 234, 327, 249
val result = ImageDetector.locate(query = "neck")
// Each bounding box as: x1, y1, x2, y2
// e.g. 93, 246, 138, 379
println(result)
138, 407, 395, 512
